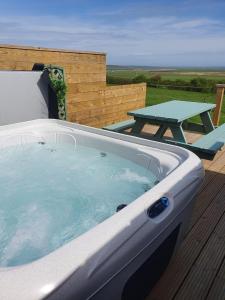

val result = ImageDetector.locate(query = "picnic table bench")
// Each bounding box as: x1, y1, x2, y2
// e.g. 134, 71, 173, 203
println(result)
103, 119, 135, 132
103, 100, 225, 160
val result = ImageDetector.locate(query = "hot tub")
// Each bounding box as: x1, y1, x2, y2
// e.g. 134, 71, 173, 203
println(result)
0, 119, 204, 300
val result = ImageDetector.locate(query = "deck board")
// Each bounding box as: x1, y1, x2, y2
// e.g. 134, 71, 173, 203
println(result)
206, 256, 225, 300
190, 167, 225, 227
146, 130, 225, 300
174, 201, 225, 300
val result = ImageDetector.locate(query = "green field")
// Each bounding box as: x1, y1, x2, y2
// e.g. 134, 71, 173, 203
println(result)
146, 87, 225, 124
108, 69, 225, 81
107, 66, 225, 124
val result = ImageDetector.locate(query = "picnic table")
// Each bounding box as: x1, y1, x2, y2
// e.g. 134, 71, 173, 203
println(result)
127, 100, 216, 143
103, 99, 225, 160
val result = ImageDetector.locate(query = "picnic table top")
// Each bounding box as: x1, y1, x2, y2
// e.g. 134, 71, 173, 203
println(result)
128, 100, 216, 123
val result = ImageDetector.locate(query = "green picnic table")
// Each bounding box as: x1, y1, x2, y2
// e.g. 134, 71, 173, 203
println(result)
103, 100, 225, 160
127, 100, 216, 143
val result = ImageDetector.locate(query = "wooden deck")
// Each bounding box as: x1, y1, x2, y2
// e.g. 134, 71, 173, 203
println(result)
142, 127, 225, 300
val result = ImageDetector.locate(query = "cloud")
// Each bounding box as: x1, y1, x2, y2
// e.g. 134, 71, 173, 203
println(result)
167, 19, 221, 29
0, 13, 224, 66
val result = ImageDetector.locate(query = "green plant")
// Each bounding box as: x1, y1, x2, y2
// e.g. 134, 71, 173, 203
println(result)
132, 74, 147, 83
46, 65, 67, 120
150, 74, 162, 83
49, 76, 67, 107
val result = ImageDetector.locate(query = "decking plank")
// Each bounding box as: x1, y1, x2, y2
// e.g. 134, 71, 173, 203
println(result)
146, 179, 225, 300
199, 150, 225, 192
174, 203, 225, 300
206, 257, 225, 300
190, 166, 225, 228
202, 146, 225, 170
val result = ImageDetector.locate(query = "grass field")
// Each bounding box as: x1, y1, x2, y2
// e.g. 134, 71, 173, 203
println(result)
108, 69, 225, 81
146, 87, 225, 124
107, 66, 225, 124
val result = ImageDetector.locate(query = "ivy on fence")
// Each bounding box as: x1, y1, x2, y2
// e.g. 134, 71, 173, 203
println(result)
45, 65, 67, 120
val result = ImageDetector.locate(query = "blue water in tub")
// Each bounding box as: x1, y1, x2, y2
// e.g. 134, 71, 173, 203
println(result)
0, 142, 157, 267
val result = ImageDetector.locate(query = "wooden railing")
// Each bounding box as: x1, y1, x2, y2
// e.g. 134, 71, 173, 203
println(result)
213, 84, 225, 126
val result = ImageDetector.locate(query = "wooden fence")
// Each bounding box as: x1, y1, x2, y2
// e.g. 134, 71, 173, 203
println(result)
0, 44, 146, 127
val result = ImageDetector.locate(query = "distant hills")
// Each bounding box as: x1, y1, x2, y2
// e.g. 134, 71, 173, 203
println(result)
107, 65, 225, 72
107, 65, 176, 71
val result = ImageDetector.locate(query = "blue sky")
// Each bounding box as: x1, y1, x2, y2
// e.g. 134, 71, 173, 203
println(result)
0, 0, 225, 66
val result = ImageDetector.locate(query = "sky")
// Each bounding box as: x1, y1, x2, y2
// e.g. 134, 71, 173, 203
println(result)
0, 0, 225, 67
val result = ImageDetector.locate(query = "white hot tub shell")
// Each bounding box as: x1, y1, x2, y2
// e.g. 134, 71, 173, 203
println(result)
0, 119, 204, 300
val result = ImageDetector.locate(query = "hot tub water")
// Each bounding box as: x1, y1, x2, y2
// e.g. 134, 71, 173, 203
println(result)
0, 142, 157, 267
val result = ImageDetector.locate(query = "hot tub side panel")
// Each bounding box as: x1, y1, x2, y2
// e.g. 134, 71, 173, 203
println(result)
46, 184, 200, 300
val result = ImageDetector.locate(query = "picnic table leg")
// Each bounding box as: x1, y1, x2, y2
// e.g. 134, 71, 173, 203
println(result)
170, 124, 187, 143
131, 119, 146, 134
200, 111, 215, 133
154, 124, 168, 138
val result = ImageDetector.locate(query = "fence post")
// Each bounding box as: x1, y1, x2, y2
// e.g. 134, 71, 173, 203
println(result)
213, 84, 225, 126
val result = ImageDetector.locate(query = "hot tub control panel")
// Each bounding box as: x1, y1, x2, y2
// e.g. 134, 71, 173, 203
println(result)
147, 197, 169, 218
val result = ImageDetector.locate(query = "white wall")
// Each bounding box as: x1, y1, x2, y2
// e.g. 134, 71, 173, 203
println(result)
0, 71, 48, 125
